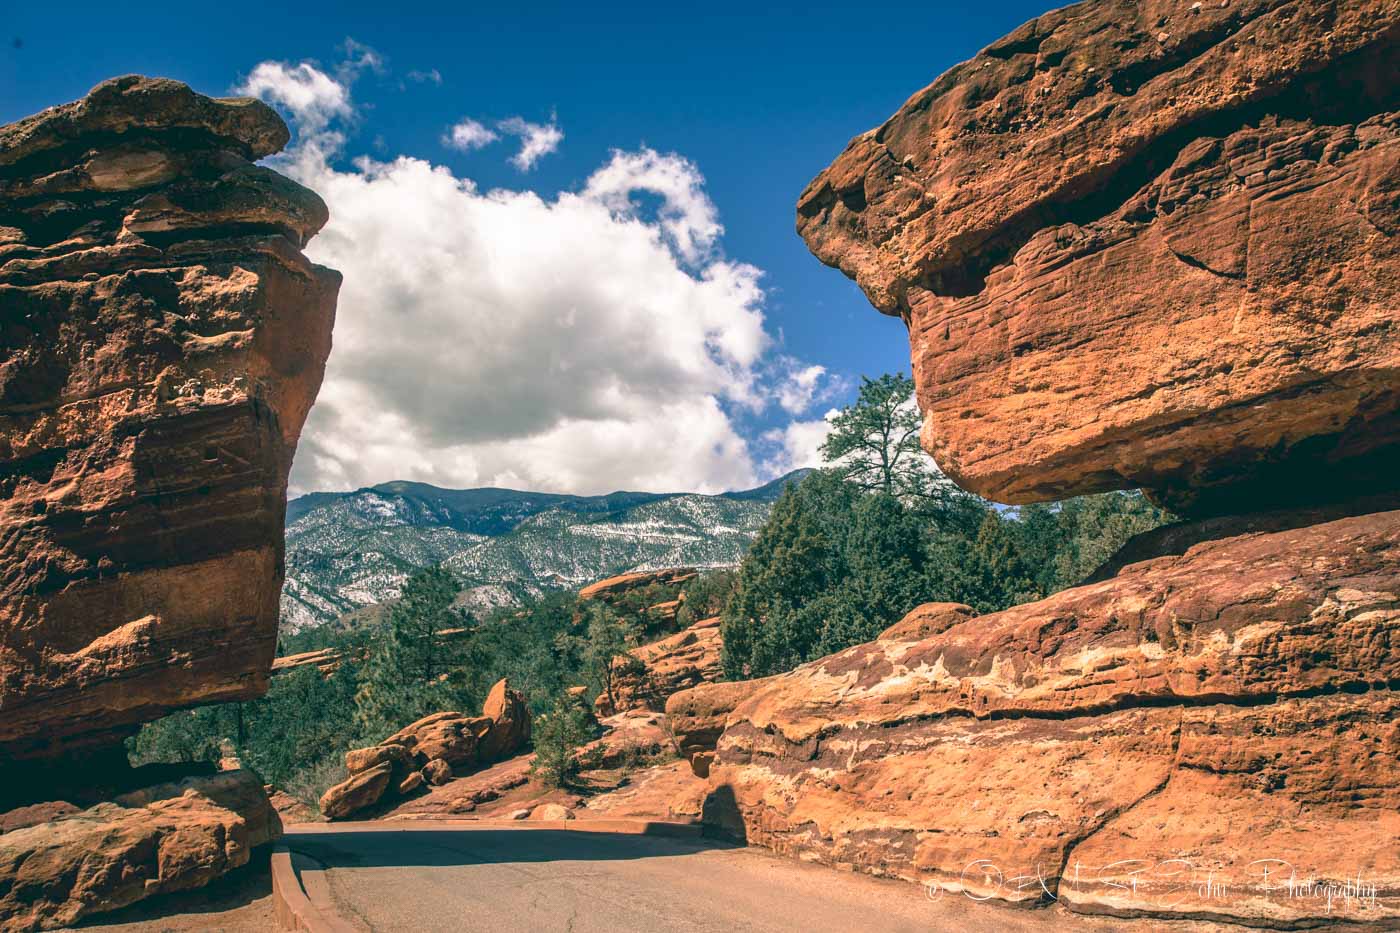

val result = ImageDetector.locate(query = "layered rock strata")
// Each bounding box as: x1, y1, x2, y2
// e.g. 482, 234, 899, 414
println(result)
700, 509, 1400, 925
596, 615, 723, 715
0, 76, 340, 764
796, 0, 1400, 515
0, 770, 280, 931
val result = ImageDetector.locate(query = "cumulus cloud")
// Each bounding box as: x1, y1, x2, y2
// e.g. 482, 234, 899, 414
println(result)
442, 118, 498, 151
761, 412, 837, 476
497, 115, 563, 171
241, 59, 834, 496
583, 148, 722, 266
773, 359, 837, 415
235, 62, 351, 132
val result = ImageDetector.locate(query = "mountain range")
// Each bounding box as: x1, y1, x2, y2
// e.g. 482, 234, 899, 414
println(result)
279, 471, 808, 632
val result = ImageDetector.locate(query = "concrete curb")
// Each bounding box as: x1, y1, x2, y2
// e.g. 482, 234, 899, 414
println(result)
271, 844, 357, 932
272, 819, 705, 930
287, 817, 704, 836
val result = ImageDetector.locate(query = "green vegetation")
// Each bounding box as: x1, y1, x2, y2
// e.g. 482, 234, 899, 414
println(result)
528, 691, 597, 788
132, 370, 1170, 807
719, 374, 1170, 679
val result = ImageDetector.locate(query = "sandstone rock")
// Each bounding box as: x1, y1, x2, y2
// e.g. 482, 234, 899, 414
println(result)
382, 711, 491, 767
421, 758, 453, 786
0, 770, 279, 931
796, 0, 1400, 515
876, 602, 975, 641
345, 743, 415, 777
577, 567, 697, 603
319, 762, 393, 820
508, 808, 530, 821
265, 787, 318, 826
528, 803, 575, 821
480, 678, 531, 761
0, 76, 340, 764
702, 507, 1400, 925
667, 678, 775, 778
600, 616, 724, 714
580, 711, 670, 770
397, 772, 425, 796
0, 801, 80, 835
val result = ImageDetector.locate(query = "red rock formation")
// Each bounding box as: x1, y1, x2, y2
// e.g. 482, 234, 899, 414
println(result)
0, 76, 339, 763
702, 508, 1400, 925
597, 616, 724, 715
319, 678, 534, 819
0, 770, 279, 930
796, 0, 1400, 516
577, 567, 698, 602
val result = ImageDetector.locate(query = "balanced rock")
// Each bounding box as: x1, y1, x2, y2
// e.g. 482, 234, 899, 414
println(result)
0, 770, 279, 931
0, 76, 340, 763
702, 507, 1400, 925
796, 0, 1400, 515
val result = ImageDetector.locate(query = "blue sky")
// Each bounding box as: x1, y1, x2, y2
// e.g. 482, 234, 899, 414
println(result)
2, 0, 1052, 495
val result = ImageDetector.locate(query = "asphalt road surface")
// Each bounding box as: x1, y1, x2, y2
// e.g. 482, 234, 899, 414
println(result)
286, 826, 1163, 933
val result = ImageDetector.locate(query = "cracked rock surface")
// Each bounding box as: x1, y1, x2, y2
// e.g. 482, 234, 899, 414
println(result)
797, 0, 1399, 515
0, 76, 340, 765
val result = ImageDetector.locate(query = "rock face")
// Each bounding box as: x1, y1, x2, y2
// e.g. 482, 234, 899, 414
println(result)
796, 0, 1399, 515
0, 76, 340, 764
319, 678, 533, 819
702, 506, 1400, 925
597, 616, 724, 715
0, 770, 280, 931
577, 567, 697, 603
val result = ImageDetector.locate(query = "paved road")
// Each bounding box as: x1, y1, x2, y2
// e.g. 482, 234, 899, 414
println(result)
286, 825, 1163, 933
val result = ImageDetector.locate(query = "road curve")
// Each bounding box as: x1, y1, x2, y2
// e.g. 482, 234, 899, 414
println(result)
283, 823, 1159, 932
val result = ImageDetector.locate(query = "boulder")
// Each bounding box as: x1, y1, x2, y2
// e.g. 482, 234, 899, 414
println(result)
480, 678, 531, 761
345, 743, 415, 777
528, 803, 576, 822
319, 762, 393, 820
0, 770, 279, 931
599, 616, 724, 714
702, 507, 1400, 925
0, 75, 339, 764
796, 0, 1400, 515
382, 711, 491, 767
876, 602, 975, 641
421, 758, 453, 786
397, 772, 425, 796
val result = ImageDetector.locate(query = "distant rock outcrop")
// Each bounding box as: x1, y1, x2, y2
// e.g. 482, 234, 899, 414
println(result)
319, 678, 533, 820
577, 567, 698, 603
596, 616, 723, 716
0, 76, 340, 765
796, 0, 1399, 516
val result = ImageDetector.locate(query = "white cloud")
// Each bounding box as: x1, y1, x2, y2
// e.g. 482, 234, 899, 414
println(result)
583, 148, 722, 266
406, 68, 443, 85
235, 62, 351, 132
241, 60, 834, 496
774, 360, 831, 415
761, 412, 836, 476
497, 115, 563, 171
443, 118, 498, 151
